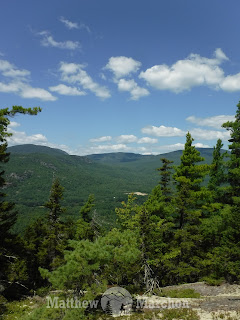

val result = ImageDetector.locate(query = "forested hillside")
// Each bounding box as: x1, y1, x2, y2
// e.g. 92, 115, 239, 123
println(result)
4, 144, 225, 232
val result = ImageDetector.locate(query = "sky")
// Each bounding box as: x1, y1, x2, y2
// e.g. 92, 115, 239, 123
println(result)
1, 0, 240, 155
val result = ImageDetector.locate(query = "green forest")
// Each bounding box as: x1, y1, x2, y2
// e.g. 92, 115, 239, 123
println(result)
1, 102, 240, 319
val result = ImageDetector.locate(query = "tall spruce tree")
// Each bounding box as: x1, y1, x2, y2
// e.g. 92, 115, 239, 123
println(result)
165, 132, 209, 283
174, 132, 207, 228
43, 178, 66, 269
208, 139, 226, 192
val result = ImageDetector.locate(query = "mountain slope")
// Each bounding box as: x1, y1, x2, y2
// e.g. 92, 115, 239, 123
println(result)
3, 144, 227, 233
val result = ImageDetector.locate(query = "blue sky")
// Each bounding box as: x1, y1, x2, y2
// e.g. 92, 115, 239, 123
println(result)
1, 0, 240, 155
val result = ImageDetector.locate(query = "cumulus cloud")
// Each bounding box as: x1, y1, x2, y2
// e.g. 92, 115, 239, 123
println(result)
220, 73, 240, 92
49, 84, 86, 96
0, 58, 57, 101
7, 123, 75, 154
139, 48, 228, 93
117, 78, 149, 100
59, 62, 110, 99
105, 56, 141, 78
19, 84, 57, 101
7, 128, 48, 145
142, 125, 185, 137
38, 31, 80, 50
194, 143, 211, 148
116, 135, 138, 143
191, 128, 230, 141
137, 137, 158, 144
0, 59, 30, 78
186, 115, 235, 129
90, 136, 112, 142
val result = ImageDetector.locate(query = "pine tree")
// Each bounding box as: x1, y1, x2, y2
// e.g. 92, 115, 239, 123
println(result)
0, 106, 41, 297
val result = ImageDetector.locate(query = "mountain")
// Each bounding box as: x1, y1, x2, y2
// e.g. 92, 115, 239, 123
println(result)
3, 144, 227, 233
8, 144, 68, 156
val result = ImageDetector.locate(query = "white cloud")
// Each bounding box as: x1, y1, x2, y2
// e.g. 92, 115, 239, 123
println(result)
139, 48, 227, 93
156, 143, 185, 153
7, 126, 73, 154
59, 17, 91, 33
137, 137, 158, 144
7, 129, 48, 145
220, 73, 240, 92
59, 16, 79, 29
0, 59, 30, 78
117, 78, 149, 100
194, 143, 210, 148
9, 121, 20, 128
90, 144, 129, 153
0, 58, 57, 101
186, 115, 235, 129
191, 128, 230, 141
142, 125, 185, 137
49, 84, 86, 96
105, 56, 141, 78
19, 84, 57, 101
59, 62, 82, 74
0, 80, 57, 101
90, 136, 112, 142
0, 81, 20, 93
116, 135, 138, 143
0, 59, 13, 72
59, 62, 110, 99
39, 31, 80, 50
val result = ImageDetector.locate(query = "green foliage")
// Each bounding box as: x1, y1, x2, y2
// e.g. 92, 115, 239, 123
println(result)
157, 158, 173, 202
40, 228, 141, 290
0, 106, 41, 299
208, 139, 226, 190
4, 144, 223, 233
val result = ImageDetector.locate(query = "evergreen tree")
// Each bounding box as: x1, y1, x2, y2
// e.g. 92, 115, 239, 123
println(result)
75, 194, 97, 241
157, 158, 173, 202
222, 101, 240, 198
218, 101, 240, 282
208, 139, 226, 194
164, 132, 209, 284
43, 178, 66, 269
23, 218, 49, 289
0, 106, 41, 297
174, 132, 208, 229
